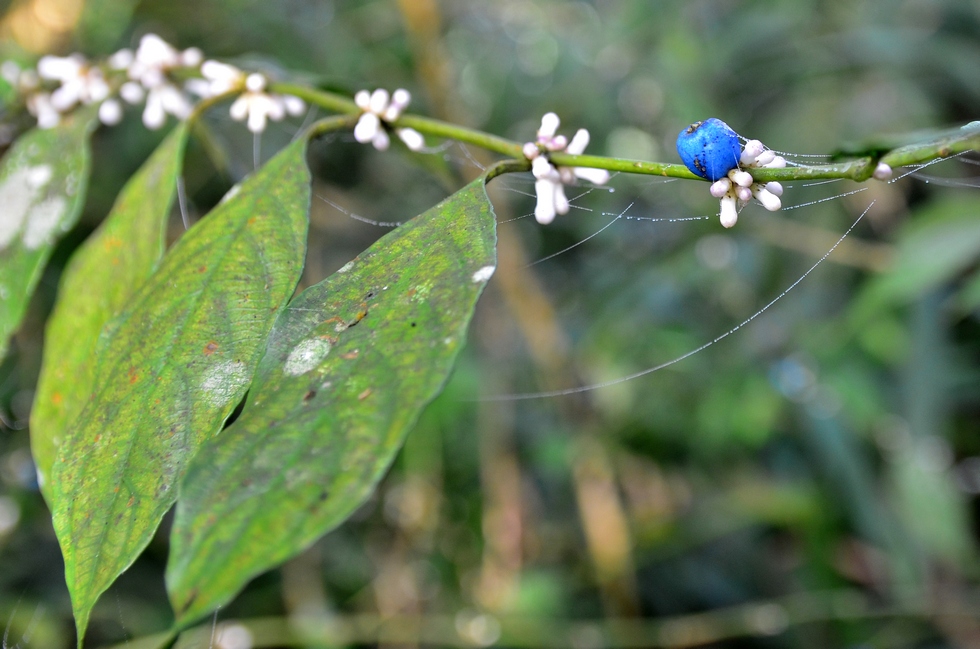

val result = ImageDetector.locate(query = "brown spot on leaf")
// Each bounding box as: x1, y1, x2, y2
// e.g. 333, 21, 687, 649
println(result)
198, 265, 207, 273
341, 350, 359, 360
303, 390, 316, 402
51, 392, 63, 406
358, 388, 372, 401
203, 341, 219, 356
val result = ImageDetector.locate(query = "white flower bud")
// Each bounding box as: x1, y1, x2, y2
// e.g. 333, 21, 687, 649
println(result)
736, 185, 752, 202
397, 127, 425, 151
368, 88, 389, 115
765, 181, 783, 197
37, 55, 82, 81
245, 73, 266, 93
229, 95, 249, 121
50, 85, 79, 111
753, 186, 782, 211
522, 142, 539, 160
142, 92, 166, 129
354, 90, 371, 110
740, 139, 764, 164
534, 178, 558, 224
729, 169, 753, 187
247, 105, 268, 133
120, 81, 145, 104
391, 88, 411, 109
98, 99, 123, 125
767, 155, 786, 168
566, 128, 590, 155
158, 85, 191, 119
554, 183, 570, 215
573, 167, 611, 185
531, 156, 558, 181
710, 178, 731, 198
372, 128, 390, 151
353, 112, 381, 143
181, 47, 203, 67
720, 196, 738, 228
137, 34, 179, 68
755, 150, 775, 166
549, 134, 568, 151
283, 95, 305, 116
538, 112, 560, 138
108, 49, 134, 70
873, 162, 892, 180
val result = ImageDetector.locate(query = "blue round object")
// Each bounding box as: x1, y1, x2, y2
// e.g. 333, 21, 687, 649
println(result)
676, 118, 742, 181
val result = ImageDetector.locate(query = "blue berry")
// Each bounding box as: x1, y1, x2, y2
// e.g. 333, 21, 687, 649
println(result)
676, 118, 742, 181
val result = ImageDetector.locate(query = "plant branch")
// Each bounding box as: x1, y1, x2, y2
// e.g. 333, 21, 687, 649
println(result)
269, 82, 979, 185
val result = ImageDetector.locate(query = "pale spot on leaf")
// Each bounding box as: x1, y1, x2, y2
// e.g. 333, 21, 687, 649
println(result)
471, 265, 495, 282
200, 360, 251, 407
23, 196, 67, 249
284, 339, 332, 376
0, 168, 41, 249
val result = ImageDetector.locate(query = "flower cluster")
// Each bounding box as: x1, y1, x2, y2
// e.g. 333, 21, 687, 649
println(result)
4, 54, 119, 129
353, 88, 424, 151
7, 33, 305, 134
708, 140, 786, 228
523, 113, 610, 225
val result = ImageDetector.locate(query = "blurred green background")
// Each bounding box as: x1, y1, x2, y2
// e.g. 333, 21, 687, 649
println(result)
2, 0, 980, 647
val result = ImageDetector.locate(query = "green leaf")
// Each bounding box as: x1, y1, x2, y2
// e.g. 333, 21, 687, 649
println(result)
0, 111, 93, 359
31, 123, 190, 498
166, 176, 497, 626
49, 136, 311, 640
851, 196, 980, 328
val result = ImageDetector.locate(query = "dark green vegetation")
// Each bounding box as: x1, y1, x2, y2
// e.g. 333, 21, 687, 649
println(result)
1, 1, 979, 648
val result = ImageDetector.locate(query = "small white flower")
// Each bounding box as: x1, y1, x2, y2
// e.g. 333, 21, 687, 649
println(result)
353, 87, 424, 151
29, 54, 121, 127
98, 98, 123, 125
27, 92, 60, 129
532, 156, 568, 225
127, 34, 181, 85
120, 34, 200, 129
710, 138, 786, 228
186, 60, 245, 98
227, 72, 305, 133
37, 54, 110, 110
142, 83, 193, 129
873, 162, 892, 180
524, 113, 610, 224
108, 48, 134, 70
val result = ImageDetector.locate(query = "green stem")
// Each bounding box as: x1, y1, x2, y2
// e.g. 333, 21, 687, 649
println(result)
269, 82, 979, 184
396, 114, 524, 158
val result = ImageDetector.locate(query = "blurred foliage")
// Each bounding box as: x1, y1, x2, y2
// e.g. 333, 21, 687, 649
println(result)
1, 0, 980, 647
